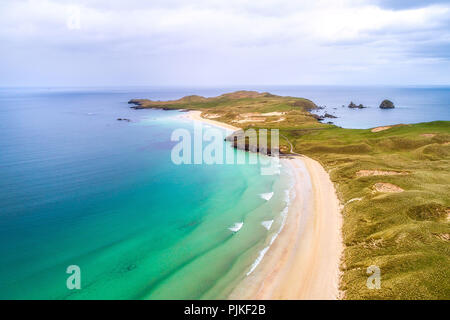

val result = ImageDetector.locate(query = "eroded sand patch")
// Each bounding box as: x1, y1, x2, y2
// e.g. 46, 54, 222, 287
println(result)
347, 197, 363, 204
261, 112, 286, 116
270, 117, 286, 123
371, 126, 392, 133
373, 182, 404, 193
421, 133, 436, 138
356, 170, 408, 177
233, 118, 266, 124
231, 111, 287, 124
433, 233, 450, 241
203, 113, 221, 119
362, 238, 384, 249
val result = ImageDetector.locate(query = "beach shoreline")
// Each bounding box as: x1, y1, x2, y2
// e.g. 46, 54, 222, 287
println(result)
187, 110, 240, 132
187, 110, 343, 300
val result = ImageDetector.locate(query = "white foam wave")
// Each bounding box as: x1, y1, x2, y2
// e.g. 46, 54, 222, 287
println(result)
246, 246, 269, 276
261, 220, 274, 231
260, 192, 274, 201
246, 172, 296, 276
229, 222, 243, 232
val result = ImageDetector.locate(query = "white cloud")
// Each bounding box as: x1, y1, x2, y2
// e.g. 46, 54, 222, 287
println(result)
0, 0, 449, 86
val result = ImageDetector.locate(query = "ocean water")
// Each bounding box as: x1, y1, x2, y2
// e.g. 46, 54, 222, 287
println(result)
0, 87, 293, 299
0, 86, 448, 299
250, 85, 450, 128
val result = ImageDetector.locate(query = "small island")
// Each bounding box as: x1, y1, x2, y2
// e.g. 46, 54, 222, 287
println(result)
348, 102, 366, 109
379, 99, 395, 109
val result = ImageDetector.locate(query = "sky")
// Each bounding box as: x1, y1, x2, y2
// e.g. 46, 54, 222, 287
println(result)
0, 0, 449, 87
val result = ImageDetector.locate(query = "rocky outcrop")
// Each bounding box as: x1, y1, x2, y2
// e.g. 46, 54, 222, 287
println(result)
379, 99, 395, 109
225, 130, 282, 156
312, 114, 325, 121
128, 99, 149, 109
348, 102, 366, 109
117, 118, 131, 122
324, 113, 338, 118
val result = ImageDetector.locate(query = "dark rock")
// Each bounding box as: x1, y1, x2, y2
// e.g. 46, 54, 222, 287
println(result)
324, 113, 338, 118
126, 264, 137, 271
312, 114, 325, 121
117, 118, 131, 122
327, 121, 334, 124
348, 102, 366, 109
379, 99, 395, 109
128, 99, 149, 109
225, 130, 282, 156
128, 99, 142, 106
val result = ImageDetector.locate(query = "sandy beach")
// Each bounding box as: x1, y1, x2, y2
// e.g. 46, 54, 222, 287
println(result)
189, 110, 343, 300
229, 157, 343, 299
187, 110, 240, 132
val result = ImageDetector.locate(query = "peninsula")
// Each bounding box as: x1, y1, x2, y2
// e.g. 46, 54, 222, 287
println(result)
130, 91, 450, 300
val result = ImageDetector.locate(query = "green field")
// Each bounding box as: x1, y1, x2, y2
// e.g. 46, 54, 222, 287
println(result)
131, 91, 450, 299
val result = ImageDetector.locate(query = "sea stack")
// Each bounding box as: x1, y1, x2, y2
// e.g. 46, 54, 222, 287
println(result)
379, 99, 395, 109
348, 102, 365, 109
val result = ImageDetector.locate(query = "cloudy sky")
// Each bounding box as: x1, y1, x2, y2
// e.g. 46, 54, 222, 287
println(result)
1, 0, 449, 86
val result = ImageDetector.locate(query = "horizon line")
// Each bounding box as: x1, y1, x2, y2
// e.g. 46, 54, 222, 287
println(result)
1, 84, 450, 89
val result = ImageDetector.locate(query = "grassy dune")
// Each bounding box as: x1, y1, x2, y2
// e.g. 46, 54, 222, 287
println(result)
131, 91, 450, 299
291, 121, 450, 299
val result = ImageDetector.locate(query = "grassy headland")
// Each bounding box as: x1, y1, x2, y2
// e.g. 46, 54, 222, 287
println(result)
130, 91, 450, 299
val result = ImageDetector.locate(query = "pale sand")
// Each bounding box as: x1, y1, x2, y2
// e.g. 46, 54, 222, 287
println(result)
356, 170, 408, 177
421, 133, 436, 138
187, 110, 240, 132
229, 157, 343, 300
371, 126, 392, 132
187, 111, 343, 299
372, 182, 404, 193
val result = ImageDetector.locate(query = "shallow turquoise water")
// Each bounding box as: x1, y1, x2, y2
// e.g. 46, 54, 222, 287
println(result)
0, 88, 292, 299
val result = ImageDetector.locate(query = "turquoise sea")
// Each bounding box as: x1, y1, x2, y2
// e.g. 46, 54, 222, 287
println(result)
0, 86, 449, 299
0, 87, 294, 299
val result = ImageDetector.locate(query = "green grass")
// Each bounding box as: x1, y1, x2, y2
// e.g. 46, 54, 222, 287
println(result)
133, 91, 450, 299
290, 121, 450, 299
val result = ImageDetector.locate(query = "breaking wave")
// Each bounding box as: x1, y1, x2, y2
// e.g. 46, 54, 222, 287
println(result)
260, 192, 274, 201
246, 173, 296, 276
228, 222, 243, 232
